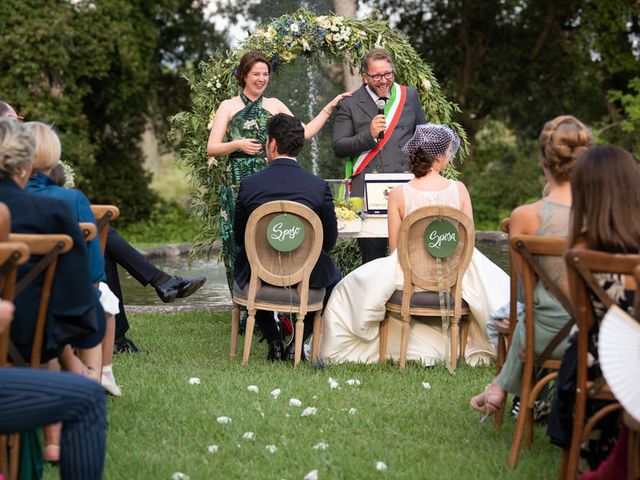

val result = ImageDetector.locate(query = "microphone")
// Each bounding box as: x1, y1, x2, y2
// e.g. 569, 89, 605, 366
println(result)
376, 98, 386, 140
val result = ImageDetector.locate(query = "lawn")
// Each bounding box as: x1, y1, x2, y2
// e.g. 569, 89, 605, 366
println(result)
49, 311, 561, 479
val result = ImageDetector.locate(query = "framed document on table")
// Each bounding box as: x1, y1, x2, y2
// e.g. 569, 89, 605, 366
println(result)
364, 173, 414, 214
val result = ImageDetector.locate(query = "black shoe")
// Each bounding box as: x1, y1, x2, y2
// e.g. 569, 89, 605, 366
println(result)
267, 340, 284, 362
113, 336, 142, 354
154, 276, 206, 303
284, 340, 307, 363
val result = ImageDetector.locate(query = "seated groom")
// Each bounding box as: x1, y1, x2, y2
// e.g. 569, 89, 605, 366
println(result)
233, 113, 341, 361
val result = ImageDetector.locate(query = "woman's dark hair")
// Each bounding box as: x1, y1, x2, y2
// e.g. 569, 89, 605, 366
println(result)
538, 115, 592, 183
569, 145, 640, 253
266, 114, 304, 157
408, 149, 437, 178
236, 51, 271, 89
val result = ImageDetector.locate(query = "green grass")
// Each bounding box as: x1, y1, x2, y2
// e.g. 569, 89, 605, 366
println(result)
48, 311, 561, 479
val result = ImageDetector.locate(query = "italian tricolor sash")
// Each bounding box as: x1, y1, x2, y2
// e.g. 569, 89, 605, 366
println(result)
345, 83, 407, 179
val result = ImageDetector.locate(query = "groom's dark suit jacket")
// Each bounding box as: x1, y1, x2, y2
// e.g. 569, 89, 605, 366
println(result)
233, 157, 340, 289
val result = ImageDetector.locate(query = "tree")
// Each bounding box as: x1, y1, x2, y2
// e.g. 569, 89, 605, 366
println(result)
0, 0, 225, 222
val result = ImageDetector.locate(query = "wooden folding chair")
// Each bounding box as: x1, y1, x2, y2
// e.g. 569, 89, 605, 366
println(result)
89, 205, 120, 253
230, 201, 325, 367
506, 235, 574, 468
494, 216, 516, 428
0, 234, 73, 480
562, 248, 640, 479
0, 241, 30, 480
378, 205, 474, 371
7, 234, 74, 367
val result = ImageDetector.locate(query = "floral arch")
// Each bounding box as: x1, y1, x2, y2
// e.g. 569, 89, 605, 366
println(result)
172, 8, 467, 254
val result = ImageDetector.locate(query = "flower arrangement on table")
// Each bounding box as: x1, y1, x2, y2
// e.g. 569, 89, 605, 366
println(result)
172, 8, 467, 256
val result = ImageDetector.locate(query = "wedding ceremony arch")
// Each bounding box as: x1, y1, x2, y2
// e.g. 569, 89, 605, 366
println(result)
173, 8, 467, 254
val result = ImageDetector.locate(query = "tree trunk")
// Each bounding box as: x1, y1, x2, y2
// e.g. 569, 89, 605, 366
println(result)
333, 0, 361, 92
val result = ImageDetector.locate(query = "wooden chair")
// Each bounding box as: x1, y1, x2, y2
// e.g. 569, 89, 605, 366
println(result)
7, 234, 74, 367
378, 205, 474, 371
0, 241, 30, 480
230, 201, 325, 367
562, 248, 640, 479
506, 235, 573, 468
494, 216, 516, 428
79, 222, 97, 242
89, 205, 120, 253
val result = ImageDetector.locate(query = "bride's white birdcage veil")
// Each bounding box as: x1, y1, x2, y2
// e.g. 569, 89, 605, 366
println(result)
401, 123, 460, 159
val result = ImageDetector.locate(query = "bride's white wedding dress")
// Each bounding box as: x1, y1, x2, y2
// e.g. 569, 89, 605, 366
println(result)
319, 181, 510, 366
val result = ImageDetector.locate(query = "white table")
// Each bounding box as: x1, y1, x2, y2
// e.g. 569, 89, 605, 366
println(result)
337, 214, 388, 238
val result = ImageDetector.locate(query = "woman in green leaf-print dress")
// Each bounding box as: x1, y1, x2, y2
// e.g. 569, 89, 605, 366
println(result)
207, 50, 350, 293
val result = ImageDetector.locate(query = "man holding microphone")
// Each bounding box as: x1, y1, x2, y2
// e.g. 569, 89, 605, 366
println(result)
332, 48, 427, 263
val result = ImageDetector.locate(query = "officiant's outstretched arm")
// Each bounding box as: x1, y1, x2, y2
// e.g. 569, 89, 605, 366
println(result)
332, 48, 426, 264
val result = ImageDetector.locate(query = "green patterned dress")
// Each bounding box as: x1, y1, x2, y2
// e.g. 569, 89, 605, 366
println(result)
220, 93, 271, 292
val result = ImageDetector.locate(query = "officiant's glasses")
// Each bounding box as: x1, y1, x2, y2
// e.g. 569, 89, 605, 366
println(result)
365, 71, 394, 81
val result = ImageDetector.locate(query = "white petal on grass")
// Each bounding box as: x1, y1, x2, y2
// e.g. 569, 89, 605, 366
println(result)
375, 461, 388, 472
171, 473, 190, 480
247, 385, 259, 393
270, 388, 281, 398
289, 398, 302, 407
348, 408, 357, 415
265, 444, 277, 453
301, 407, 318, 417
304, 469, 319, 480
327, 377, 339, 389
216, 416, 232, 424
312, 442, 329, 450
242, 432, 256, 441
207, 444, 219, 453
188, 377, 201, 385
422, 382, 431, 391
346, 379, 361, 386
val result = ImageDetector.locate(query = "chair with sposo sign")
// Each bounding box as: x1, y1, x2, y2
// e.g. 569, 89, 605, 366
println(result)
378, 205, 474, 371
230, 201, 324, 367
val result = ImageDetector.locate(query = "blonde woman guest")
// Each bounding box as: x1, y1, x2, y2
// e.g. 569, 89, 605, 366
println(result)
469, 115, 593, 418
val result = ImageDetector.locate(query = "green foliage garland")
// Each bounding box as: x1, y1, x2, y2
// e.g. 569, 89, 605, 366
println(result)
172, 8, 467, 255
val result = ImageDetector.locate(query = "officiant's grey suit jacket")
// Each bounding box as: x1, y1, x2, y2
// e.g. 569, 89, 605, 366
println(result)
332, 83, 426, 196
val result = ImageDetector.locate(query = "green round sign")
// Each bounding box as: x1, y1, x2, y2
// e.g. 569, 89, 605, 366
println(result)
267, 214, 305, 252
424, 219, 459, 258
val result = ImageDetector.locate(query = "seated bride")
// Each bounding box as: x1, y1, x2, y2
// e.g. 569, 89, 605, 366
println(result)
319, 123, 510, 366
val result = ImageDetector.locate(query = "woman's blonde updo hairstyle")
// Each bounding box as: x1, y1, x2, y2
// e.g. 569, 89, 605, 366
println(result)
538, 115, 592, 183
25, 122, 61, 173
0, 120, 35, 179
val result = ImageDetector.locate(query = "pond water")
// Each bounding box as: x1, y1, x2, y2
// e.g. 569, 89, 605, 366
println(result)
120, 237, 509, 307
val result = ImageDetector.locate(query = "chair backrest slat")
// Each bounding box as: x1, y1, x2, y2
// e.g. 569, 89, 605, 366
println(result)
0, 242, 30, 367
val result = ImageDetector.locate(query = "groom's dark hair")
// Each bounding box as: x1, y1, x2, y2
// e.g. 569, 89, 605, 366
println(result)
266, 113, 304, 157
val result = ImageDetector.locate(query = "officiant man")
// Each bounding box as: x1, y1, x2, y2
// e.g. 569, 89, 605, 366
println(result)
233, 113, 341, 361
332, 48, 426, 263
